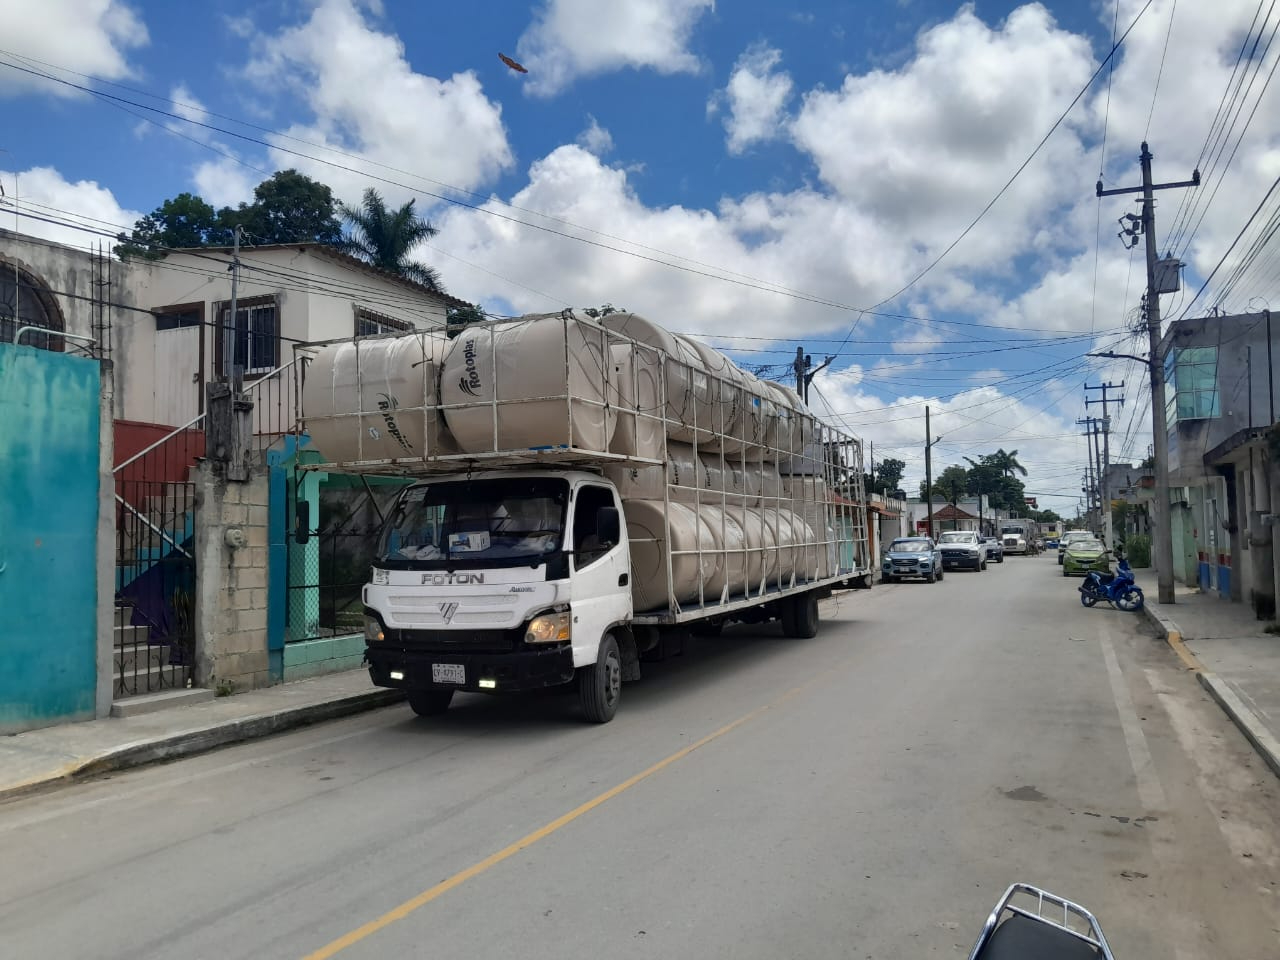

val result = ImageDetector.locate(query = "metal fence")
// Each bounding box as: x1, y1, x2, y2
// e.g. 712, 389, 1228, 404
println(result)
285, 475, 408, 643
112, 359, 301, 698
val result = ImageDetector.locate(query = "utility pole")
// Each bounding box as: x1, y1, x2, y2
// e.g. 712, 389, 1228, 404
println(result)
1079, 418, 1098, 530
226, 224, 243, 389
1097, 143, 1199, 604
925, 406, 942, 540
793, 347, 834, 405
1086, 382, 1125, 549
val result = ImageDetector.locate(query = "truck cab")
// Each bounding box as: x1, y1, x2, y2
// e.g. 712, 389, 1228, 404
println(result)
362, 470, 632, 720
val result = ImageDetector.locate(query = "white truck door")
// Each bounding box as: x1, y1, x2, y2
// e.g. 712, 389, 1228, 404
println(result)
568, 483, 633, 667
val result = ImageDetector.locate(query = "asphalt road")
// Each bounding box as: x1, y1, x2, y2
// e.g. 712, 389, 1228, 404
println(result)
3, 555, 1279, 959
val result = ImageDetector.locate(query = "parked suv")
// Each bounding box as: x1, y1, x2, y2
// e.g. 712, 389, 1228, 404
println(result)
881, 537, 943, 583
938, 530, 987, 572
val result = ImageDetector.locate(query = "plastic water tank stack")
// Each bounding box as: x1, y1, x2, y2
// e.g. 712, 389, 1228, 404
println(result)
302, 333, 458, 463
440, 314, 617, 454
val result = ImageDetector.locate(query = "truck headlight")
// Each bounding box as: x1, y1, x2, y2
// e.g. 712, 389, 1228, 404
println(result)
364, 616, 385, 642
526, 612, 571, 644
372, 567, 389, 585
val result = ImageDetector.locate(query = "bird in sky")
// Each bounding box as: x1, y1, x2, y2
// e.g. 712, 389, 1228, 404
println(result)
498, 52, 528, 74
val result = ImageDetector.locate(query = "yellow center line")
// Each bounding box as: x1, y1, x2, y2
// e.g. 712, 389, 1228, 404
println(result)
300, 685, 806, 960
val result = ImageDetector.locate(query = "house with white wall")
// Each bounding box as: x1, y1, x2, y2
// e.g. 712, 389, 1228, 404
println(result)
118, 242, 468, 428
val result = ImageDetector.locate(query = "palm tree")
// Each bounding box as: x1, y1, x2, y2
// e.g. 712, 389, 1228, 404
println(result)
991, 448, 1028, 478
338, 188, 444, 291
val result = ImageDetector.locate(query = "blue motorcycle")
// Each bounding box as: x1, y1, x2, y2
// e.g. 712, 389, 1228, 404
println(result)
1078, 551, 1144, 612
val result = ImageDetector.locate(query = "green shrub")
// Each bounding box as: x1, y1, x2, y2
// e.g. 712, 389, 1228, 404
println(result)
1126, 534, 1152, 568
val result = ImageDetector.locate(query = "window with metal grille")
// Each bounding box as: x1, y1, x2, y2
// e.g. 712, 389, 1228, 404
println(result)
216, 296, 278, 376
0, 260, 64, 351
155, 303, 202, 331
355, 307, 413, 337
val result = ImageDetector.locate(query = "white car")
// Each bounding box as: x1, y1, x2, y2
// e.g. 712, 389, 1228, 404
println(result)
938, 530, 988, 571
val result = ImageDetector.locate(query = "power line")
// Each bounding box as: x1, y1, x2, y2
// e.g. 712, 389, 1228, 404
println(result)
1145, 0, 1178, 139
828, 0, 1156, 356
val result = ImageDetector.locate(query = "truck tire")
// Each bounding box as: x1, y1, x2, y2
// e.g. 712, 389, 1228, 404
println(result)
781, 591, 820, 639
579, 634, 622, 723
408, 689, 454, 717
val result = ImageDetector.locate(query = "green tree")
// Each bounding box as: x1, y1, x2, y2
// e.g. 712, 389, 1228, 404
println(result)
866, 456, 905, 496
220, 169, 342, 245
116, 192, 224, 258
446, 303, 486, 339
990, 448, 1028, 478
338, 188, 443, 291
920, 464, 969, 506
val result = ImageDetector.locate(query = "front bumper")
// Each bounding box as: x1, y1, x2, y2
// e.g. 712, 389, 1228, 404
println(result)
1063, 557, 1107, 576
941, 552, 982, 569
366, 644, 576, 693
883, 560, 935, 578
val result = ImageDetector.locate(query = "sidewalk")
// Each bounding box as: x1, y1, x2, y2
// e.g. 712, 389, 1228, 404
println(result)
0, 670, 403, 802
1134, 568, 1280, 779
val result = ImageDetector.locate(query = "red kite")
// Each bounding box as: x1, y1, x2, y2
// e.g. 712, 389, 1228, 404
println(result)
499, 52, 528, 74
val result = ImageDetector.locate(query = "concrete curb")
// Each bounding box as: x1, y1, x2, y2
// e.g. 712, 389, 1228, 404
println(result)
1140, 597, 1280, 782
1197, 672, 1280, 781
0, 689, 405, 802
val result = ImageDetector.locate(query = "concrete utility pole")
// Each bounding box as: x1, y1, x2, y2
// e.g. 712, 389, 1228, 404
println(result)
1097, 143, 1199, 604
1079, 418, 1099, 529
793, 347, 834, 405
226, 224, 243, 389
924, 406, 943, 540
1086, 382, 1125, 549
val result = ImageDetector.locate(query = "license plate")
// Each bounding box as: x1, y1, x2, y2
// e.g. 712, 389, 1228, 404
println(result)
432, 663, 465, 685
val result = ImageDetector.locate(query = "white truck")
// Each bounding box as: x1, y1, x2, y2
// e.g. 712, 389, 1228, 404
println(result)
296, 311, 872, 722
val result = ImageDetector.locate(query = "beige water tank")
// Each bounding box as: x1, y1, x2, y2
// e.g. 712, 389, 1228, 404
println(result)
758, 462, 783, 505
608, 342, 664, 460
623, 499, 723, 611
728, 505, 766, 592
742, 506, 780, 585
685, 338, 748, 452
302, 333, 458, 463
700, 506, 748, 602
440, 315, 616, 454
600, 314, 702, 442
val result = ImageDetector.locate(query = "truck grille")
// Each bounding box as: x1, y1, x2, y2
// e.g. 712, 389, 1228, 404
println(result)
394, 626, 523, 652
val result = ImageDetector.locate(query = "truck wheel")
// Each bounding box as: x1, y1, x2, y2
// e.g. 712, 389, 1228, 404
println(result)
781, 592, 820, 638
579, 634, 621, 723
408, 689, 454, 717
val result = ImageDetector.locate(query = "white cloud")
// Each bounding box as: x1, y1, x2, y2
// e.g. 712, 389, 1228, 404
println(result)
243, 0, 514, 207
0, 166, 141, 248
792, 4, 1095, 274
192, 158, 257, 209
0, 0, 148, 98
577, 115, 614, 156
516, 0, 715, 97
170, 84, 210, 126
716, 44, 794, 155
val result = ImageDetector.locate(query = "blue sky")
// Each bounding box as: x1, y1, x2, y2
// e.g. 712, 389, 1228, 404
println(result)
3, 0, 1279, 513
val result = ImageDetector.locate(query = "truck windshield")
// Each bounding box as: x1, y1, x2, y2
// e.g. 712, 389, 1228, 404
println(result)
938, 532, 974, 543
376, 477, 569, 570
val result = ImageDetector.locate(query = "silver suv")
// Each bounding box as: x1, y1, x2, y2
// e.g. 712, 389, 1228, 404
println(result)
882, 537, 944, 583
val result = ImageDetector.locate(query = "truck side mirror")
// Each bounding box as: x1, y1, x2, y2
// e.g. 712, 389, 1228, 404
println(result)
295, 500, 311, 544
596, 506, 620, 546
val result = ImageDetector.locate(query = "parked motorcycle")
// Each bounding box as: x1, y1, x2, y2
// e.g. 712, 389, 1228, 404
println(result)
968, 883, 1115, 959
1079, 551, 1144, 612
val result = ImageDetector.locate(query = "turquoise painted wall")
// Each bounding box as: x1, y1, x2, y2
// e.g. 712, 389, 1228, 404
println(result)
0, 344, 101, 732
